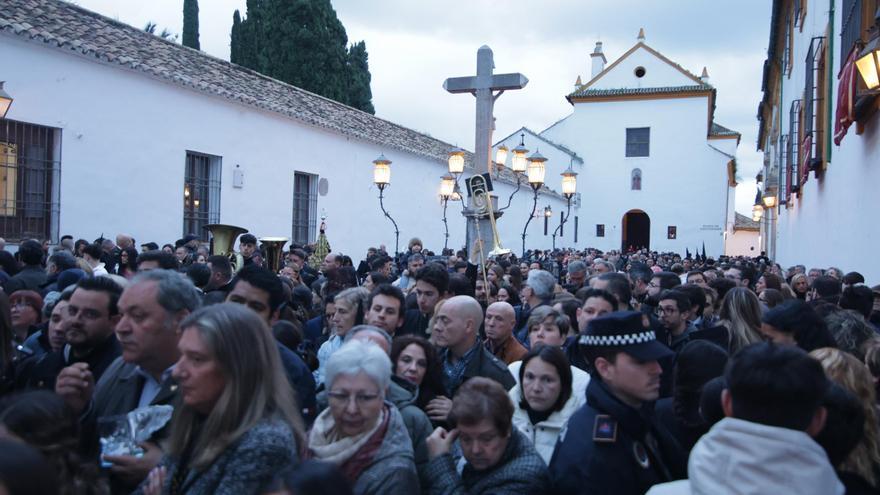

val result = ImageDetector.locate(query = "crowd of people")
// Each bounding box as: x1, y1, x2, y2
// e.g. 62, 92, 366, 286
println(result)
0, 232, 878, 495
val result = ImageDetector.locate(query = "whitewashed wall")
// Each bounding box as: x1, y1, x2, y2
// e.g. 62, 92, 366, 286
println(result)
726, 229, 760, 257
766, 0, 880, 283
1, 34, 567, 258
539, 94, 732, 255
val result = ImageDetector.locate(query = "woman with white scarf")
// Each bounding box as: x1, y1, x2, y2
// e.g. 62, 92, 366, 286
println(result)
309, 339, 419, 495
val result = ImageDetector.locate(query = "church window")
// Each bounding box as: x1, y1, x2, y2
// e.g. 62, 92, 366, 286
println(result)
626, 128, 650, 157
634, 66, 646, 78
0, 118, 61, 242
631, 169, 642, 190
596, 224, 605, 237
183, 151, 221, 239
292, 172, 318, 245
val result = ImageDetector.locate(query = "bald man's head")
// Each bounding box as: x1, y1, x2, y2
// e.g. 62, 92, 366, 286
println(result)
484, 302, 516, 344
433, 295, 483, 356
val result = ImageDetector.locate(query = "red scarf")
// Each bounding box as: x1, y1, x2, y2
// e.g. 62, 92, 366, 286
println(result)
339, 405, 391, 483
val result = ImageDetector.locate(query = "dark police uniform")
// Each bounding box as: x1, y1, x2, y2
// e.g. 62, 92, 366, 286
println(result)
548, 311, 686, 494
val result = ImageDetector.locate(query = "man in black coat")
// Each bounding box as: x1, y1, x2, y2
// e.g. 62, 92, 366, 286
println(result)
56, 269, 202, 494
427, 295, 515, 424
225, 265, 317, 420
27, 277, 123, 393
549, 311, 686, 494
4, 239, 47, 293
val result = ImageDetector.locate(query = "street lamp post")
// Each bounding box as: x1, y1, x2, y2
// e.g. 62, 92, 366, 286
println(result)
439, 173, 456, 251
372, 154, 400, 256
521, 150, 547, 256
500, 133, 528, 211
551, 163, 578, 249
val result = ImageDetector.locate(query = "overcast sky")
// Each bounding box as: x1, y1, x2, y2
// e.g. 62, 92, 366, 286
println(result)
70, 0, 771, 215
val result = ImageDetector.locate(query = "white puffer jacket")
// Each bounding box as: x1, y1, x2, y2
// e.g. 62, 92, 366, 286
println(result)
508, 378, 585, 464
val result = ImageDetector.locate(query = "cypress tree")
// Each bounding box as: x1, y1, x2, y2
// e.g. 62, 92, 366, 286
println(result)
347, 41, 374, 114
230, 10, 242, 64
182, 0, 200, 50
229, 0, 373, 112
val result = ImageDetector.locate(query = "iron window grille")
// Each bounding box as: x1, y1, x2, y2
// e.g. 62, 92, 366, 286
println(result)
292, 172, 317, 245
803, 37, 825, 173
183, 151, 221, 239
841, 0, 864, 62
783, 10, 793, 77
625, 128, 650, 157
778, 134, 789, 204
596, 224, 605, 238
788, 99, 802, 196
0, 119, 61, 242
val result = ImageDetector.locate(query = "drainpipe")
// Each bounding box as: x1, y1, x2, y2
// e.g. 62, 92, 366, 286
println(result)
826, 0, 835, 164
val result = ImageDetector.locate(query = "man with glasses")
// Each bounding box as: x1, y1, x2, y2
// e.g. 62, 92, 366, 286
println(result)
655, 290, 696, 352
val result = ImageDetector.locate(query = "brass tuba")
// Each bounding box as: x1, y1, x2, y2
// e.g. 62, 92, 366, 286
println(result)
259, 237, 289, 274
204, 224, 248, 273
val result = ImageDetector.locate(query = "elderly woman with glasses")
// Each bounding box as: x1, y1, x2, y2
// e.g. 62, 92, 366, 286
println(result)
308, 339, 419, 495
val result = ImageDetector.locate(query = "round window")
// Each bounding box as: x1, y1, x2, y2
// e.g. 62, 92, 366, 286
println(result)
634, 66, 646, 78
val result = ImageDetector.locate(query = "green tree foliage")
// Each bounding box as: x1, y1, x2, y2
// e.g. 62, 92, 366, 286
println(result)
182, 0, 200, 50
230, 0, 374, 114
230, 10, 242, 64
347, 41, 374, 114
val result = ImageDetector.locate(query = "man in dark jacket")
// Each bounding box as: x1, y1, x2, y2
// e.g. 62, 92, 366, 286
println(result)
4, 239, 47, 292
30, 277, 123, 393
57, 270, 201, 494
549, 311, 686, 494
399, 262, 449, 339
428, 295, 515, 424
225, 265, 317, 419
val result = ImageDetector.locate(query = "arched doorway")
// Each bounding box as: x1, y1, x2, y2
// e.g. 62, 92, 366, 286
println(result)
622, 210, 650, 252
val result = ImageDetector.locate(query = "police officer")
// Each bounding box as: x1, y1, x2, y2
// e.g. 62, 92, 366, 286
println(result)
549, 311, 686, 494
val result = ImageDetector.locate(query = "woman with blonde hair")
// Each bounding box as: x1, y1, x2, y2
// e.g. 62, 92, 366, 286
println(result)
140, 303, 305, 495
791, 273, 809, 300
718, 287, 763, 353
810, 347, 880, 490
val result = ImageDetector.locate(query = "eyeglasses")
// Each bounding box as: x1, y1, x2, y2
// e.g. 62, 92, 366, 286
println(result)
327, 391, 381, 407
655, 306, 678, 316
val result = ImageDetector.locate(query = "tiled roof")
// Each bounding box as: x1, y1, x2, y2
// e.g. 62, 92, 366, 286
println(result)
734, 213, 760, 231
568, 84, 711, 99
711, 122, 741, 137
493, 127, 584, 164
0, 0, 472, 168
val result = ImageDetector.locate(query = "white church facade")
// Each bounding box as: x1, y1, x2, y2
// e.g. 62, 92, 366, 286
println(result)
495, 33, 742, 256
0, 0, 572, 257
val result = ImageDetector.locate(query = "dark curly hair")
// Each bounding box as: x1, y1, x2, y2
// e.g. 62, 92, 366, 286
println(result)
0, 391, 108, 495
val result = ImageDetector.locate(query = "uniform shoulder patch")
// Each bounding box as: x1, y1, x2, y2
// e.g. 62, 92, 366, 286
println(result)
593, 414, 617, 443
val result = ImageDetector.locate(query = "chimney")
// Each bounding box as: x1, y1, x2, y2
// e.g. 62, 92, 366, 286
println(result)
638, 27, 646, 42
700, 66, 710, 85
590, 41, 607, 78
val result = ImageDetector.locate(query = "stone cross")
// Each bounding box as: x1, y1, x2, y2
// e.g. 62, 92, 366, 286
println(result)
444, 46, 528, 175
444, 46, 527, 263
